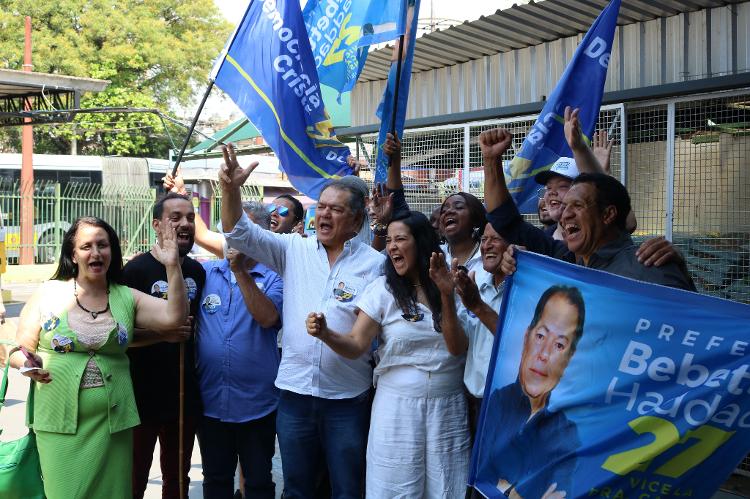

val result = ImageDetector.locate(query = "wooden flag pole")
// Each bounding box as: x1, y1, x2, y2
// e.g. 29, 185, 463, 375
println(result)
178, 342, 185, 498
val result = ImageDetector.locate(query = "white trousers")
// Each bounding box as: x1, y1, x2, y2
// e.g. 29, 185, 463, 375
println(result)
366, 366, 471, 499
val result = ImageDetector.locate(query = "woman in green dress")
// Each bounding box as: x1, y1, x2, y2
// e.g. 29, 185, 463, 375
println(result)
9, 216, 189, 499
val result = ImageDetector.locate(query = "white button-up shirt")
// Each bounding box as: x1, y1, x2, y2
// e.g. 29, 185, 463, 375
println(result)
457, 269, 505, 398
225, 212, 385, 399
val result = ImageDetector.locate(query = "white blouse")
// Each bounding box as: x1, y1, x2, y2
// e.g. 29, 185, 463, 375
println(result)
357, 276, 465, 386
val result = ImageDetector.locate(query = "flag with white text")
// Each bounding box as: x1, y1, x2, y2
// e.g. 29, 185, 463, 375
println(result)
506, 0, 621, 213
212, 0, 352, 200
302, 0, 406, 101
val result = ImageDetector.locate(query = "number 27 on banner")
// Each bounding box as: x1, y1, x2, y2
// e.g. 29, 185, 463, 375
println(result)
602, 416, 734, 478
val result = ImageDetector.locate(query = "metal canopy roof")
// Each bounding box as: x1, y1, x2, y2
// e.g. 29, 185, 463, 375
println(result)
359, 0, 743, 82
0, 69, 109, 126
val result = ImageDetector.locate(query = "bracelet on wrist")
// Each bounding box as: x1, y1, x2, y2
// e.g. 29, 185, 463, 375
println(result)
372, 222, 388, 236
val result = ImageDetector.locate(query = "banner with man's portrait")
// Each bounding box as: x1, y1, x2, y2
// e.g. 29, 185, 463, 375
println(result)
469, 251, 750, 498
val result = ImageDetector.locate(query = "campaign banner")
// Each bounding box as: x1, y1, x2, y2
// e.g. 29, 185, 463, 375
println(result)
505, 0, 620, 214
470, 250, 750, 498
211, 0, 352, 200
302, 0, 405, 101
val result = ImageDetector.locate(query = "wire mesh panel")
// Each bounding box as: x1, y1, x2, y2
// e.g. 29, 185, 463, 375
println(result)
671, 94, 750, 306
354, 125, 465, 215
623, 104, 669, 237
352, 105, 623, 224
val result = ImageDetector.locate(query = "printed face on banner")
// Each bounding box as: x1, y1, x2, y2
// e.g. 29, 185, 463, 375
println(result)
471, 251, 750, 499
519, 294, 580, 407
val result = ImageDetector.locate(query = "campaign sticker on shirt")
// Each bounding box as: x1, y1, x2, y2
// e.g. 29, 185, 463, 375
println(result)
202, 294, 221, 314
401, 312, 425, 322
150, 280, 168, 299
41, 313, 60, 332
51, 334, 74, 353
117, 323, 128, 346
185, 277, 198, 301
332, 281, 357, 302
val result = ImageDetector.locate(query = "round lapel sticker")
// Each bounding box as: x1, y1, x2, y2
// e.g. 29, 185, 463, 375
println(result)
202, 294, 221, 314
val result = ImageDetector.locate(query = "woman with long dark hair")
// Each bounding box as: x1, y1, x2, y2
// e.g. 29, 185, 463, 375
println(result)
306, 211, 470, 497
8, 216, 189, 499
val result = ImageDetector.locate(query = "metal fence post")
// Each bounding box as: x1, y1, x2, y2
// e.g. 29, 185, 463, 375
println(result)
665, 101, 676, 241
619, 104, 627, 186
54, 183, 61, 258
462, 125, 471, 192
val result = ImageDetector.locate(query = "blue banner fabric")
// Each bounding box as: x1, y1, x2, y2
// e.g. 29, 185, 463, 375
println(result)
505, 0, 621, 213
373, 0, 420, 185
212, 0, 352, 200
469, 250, 750, 498
303, 0, 405, 100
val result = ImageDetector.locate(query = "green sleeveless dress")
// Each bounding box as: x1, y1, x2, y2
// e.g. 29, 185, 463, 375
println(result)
29, 282, 140, 499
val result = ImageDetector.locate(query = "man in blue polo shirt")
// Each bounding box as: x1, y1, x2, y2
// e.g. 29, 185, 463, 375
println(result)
195, 201, 283, 499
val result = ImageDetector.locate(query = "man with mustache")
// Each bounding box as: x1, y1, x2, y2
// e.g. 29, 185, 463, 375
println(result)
124, 192, 206, 499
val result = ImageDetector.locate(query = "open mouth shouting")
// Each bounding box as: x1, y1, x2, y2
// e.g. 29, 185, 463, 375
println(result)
176, 230, 193, 245
317, 221, 333, 236
88, 260, 105, 272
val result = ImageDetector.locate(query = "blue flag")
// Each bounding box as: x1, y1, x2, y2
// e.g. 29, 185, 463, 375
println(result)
373, 0, 420, 184
303, 0, 405, 100
470, 251, 750, 498
212, 0, 352, 200
506, 0, 621, 213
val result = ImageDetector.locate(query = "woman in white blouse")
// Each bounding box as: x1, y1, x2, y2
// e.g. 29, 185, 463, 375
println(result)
306, 211, 470, 498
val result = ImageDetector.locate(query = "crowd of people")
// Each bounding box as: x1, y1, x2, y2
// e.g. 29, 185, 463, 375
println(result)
6, 106, 700, 499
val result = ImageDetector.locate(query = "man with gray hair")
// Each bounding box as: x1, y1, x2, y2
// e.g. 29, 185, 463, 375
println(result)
219, 144, 385, 498
195, 200, 284, 499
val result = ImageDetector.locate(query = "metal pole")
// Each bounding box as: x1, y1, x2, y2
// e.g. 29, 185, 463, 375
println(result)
171, 80, 215, 176
618, 104, 627, 186
665, 102, 676, 242
462, 125, 471, 192
19, 16, 34, 265
389, 34, 406, 138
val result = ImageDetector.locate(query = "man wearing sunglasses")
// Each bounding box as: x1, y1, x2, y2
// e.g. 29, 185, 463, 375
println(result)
268, 194, 305, 235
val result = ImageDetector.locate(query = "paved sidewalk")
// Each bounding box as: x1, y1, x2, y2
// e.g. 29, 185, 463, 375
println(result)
0, 364, 284, 499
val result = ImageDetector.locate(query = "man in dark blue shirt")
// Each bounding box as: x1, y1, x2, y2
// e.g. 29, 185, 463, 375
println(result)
475, 285, 585, 499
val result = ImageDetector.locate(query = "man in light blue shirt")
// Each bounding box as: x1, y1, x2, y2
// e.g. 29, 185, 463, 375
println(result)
219, 145, 385, 498
455, 222, 509, 435
195, 202, 283, 499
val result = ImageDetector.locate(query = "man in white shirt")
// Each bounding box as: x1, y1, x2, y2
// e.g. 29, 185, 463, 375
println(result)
219, 144, 385, 498
453, 223, 509, 436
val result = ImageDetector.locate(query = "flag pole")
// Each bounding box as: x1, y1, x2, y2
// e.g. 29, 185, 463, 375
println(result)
178, 342, 185, 499
387, 33, 406, 171
389, 34, 406, 138
171, 79, 215, 176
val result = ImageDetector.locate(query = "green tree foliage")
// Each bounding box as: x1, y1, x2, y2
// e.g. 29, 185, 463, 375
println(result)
0, 0, 231, 156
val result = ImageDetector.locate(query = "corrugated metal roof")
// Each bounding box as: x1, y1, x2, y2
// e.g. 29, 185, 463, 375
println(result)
359, 0, 744, 82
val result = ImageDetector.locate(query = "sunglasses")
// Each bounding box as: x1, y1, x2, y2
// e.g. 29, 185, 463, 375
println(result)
267, 204, 290, 217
